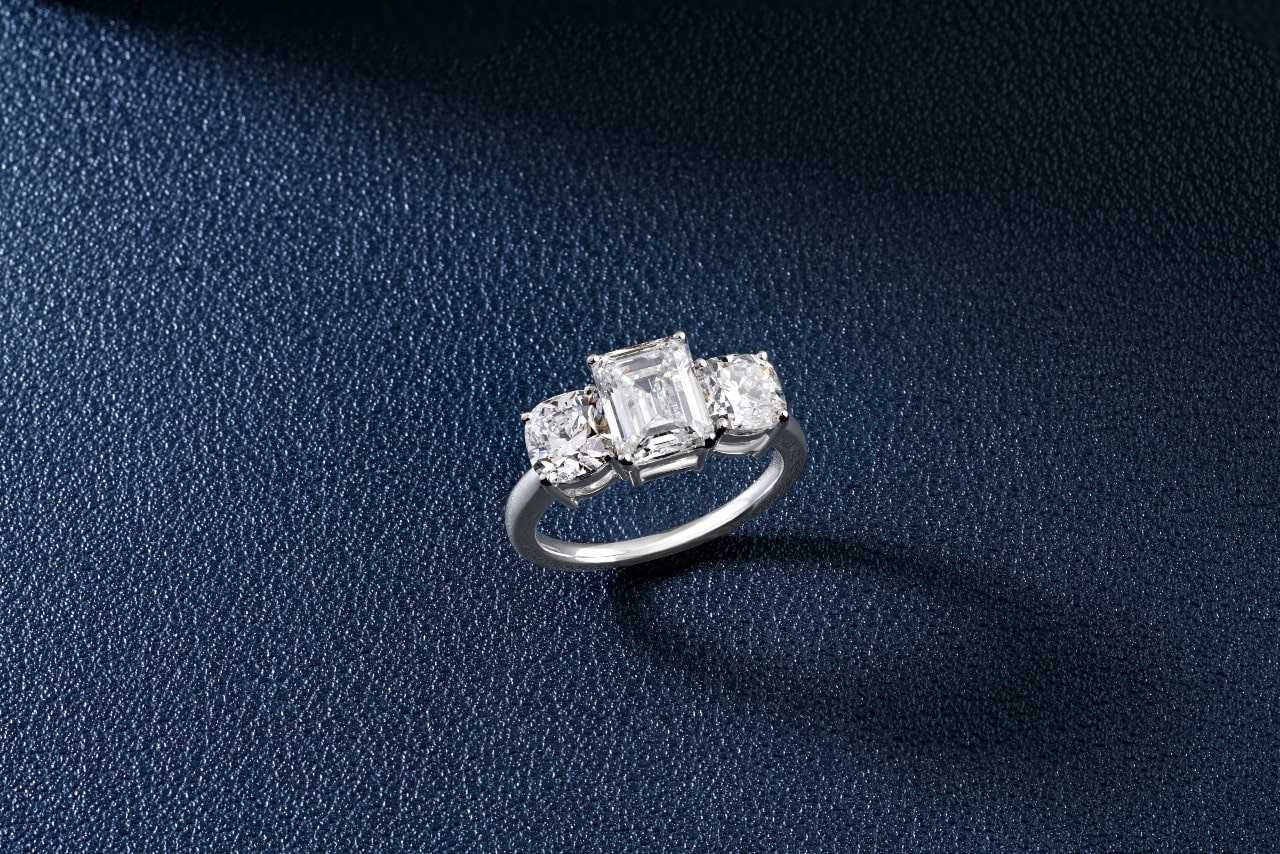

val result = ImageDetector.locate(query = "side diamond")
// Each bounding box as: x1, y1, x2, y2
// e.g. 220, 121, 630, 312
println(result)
700, 353, 787, 434
524, 390, 611, 484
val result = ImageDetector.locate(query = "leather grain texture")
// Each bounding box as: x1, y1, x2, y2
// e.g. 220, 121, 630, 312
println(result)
2, 0, 1278, 849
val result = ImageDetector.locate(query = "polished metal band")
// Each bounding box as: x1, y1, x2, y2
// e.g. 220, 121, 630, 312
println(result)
505, 416, 806, 570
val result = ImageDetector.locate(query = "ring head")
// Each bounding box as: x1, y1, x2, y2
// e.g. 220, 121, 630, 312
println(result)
590, 334, 712, 469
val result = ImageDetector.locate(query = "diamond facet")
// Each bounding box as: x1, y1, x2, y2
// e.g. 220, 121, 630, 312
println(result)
591, 334, 713, 464
700, 353, 787, 433
524, 390, 611, 484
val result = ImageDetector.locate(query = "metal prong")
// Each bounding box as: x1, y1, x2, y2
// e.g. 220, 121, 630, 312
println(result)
610, 453, 642, 486
538, 477, 580, 510
521, 412, 532, 423
756, 350, 768, 361
587, 354, 601, 368
750, 413, 792, 458
584, 385, 597, 396
673, 331, 687, 342
694, 358, 708, 370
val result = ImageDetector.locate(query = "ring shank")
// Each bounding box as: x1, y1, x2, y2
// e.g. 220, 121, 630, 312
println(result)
505, 417, 806, 570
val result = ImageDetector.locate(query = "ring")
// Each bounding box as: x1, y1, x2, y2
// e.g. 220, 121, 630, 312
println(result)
505, 332, 807, 570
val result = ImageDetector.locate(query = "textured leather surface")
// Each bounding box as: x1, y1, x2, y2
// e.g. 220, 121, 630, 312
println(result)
2, 0, 1278, 849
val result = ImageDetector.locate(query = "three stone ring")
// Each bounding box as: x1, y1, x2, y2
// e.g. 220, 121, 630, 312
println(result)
505, 332, 806, 570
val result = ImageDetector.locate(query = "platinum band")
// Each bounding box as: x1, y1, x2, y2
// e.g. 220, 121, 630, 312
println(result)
505, 416, 806, 570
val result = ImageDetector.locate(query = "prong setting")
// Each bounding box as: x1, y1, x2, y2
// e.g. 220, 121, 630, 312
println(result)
610, 453, 643, 486
589, 333, 711, 466
539, 477, 581, 510
521, 337, 790, 502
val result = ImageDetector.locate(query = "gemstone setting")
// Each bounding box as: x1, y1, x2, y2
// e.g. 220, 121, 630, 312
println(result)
700, 353, 787, 433
590, 334, 713, 465
524, 389, 611, 484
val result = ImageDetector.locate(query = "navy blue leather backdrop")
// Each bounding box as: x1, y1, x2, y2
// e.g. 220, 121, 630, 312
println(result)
2, 0, 1278, 849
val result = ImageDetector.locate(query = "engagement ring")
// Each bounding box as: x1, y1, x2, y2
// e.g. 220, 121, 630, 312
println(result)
505, 332, 806, 570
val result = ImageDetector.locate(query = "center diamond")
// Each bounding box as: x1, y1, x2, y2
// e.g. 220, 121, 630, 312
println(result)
591, 333, 712, 465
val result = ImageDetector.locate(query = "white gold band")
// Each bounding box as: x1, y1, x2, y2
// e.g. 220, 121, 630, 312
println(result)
505, 416, 806, 570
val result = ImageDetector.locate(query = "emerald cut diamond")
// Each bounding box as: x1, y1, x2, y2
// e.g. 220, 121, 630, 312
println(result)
590, 334, 712, 465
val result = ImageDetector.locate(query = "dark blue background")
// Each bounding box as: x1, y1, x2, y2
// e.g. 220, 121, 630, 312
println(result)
2, 0, 1278, 849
